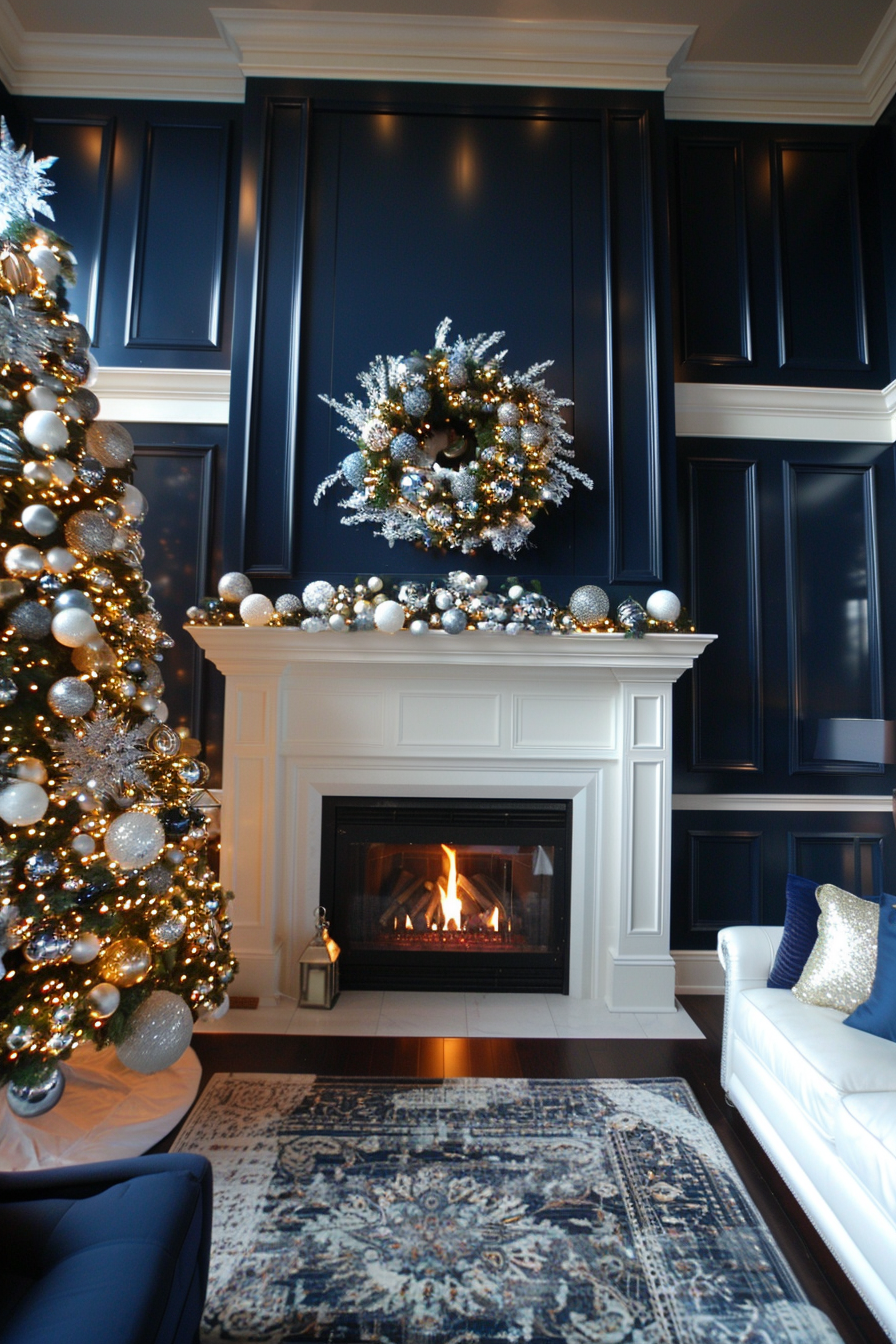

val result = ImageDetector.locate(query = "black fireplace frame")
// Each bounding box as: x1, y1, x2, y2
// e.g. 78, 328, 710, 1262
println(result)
319, 797, 572, 993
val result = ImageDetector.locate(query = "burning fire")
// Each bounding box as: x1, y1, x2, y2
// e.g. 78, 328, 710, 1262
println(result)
439, 844, 464, 931
488, 905, 499, 932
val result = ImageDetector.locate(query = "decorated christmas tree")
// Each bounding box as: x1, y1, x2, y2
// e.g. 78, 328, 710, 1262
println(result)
0, 120, 235, 1117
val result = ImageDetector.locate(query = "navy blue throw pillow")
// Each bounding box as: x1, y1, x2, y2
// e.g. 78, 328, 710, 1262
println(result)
767, 874, 822, 989
845, 897, 896, 1041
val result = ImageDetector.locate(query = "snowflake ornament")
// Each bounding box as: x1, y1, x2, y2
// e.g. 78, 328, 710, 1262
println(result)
0, 118, 56, 235
53, 706, 153, 799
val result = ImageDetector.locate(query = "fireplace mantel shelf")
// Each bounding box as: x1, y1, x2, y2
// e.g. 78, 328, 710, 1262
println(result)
188, 626, 716, 677
188, 625, 716, 1012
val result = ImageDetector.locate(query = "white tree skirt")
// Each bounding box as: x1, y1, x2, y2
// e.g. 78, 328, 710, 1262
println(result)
0, 1042, 201, 1171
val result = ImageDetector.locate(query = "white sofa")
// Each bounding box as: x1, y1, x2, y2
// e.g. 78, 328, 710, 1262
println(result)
718, 925, 896, 1342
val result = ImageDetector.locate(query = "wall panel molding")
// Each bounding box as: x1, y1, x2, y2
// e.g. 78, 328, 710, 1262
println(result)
687, 829, 762, 931
92, 368, 231, 423
674, 378, 896, 441
673, 794, 894, 811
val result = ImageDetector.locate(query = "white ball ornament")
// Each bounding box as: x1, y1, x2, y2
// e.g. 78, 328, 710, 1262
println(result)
45, 547, 78, 575
645, 590, 682, 623
27, 385, 58, 411
4, 544, 44, 579
71, 832, 96, 856
21, 504, 58, 537
15, 756, 47, 784
28, 245, 61, 284
302, 580, 336, 613
240, 593, 274, 627
86, 982, 120, 1018
70, 932, 102, 964
373, 599, 405, 634
367, 576, 384, 593
117, 484, 148, 522
0, 781, 49, 826
218, 571, 253, 603
51, 607, 97, 647
328, 613, 346, 631
22, 409, 68, 453
507, 584, 525, 600
50, 458, 76, 488
104, 811, 166, 869
409, 619, 430, 636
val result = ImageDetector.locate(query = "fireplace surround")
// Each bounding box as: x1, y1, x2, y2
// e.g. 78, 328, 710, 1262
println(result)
188, 627, 714, 1011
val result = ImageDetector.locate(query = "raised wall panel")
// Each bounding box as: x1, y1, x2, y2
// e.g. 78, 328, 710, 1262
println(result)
242, 99, 309, 576
784, 463, 882, 773
607, 109, 662, 584
788, 832, 885, 898
675, 137, 751, 366
127, 121, 231, 350
132, 438, 217, 744
773, 142, 868, 371
30, 116, 114, 341
687, 460, 762, 770
687, 831, 762, 931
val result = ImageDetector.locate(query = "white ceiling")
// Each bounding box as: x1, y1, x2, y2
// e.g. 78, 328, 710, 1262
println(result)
2, 0, 896, 121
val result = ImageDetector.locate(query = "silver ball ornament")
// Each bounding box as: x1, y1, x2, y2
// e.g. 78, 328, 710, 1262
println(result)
27, 245, 61, 283
64, 510, 116, 557
403, 386, 431, 418
7, 1066, 66, 1117
45, 547, 77, 575
440, 607, 467, 634
22, 409, 68, 453
433, 588, 454, 611
4, 544, 43, 579
239, 593, 274, 626
47, 677, 95, 717
367, 577, 384, 593
0, 781, 49, 826
302, 580, 336, 613
70, 932, 102, 963
115, 991, 194, 1074
275, 593, 303, 616
87, 982, 121, 1017
409, 618, 430, 635
568, 585, 610, 628
51, 608, 97, 647
399, 470, 427, 502
84, 421, 135, 468
300, 616, 328, 633
218, 571, 253, 603
117, 484, 147, 522
646, 590, 682, 623
328, 613, 346, 631
390, 432, 418, 462
341, 451, 367, 488
104, 811, 166, 869
9, 600, 52, 639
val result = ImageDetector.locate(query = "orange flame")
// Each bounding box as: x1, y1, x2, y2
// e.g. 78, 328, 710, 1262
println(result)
488, 905, 500, 932
405, 914, 413, 930
440, 844, 463, 930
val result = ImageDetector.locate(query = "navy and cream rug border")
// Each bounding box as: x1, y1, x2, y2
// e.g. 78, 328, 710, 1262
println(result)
173, 1075, 841, 1343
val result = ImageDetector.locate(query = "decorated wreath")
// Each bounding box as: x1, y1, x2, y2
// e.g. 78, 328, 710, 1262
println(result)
315, 319, 593, 557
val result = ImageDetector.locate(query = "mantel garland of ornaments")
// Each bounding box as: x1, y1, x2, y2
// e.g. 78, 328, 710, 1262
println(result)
314, 320, 593, 557
189, 572, 691, 638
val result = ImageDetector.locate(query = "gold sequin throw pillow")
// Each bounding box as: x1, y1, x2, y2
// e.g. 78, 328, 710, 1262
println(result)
792, 883, 879, 1012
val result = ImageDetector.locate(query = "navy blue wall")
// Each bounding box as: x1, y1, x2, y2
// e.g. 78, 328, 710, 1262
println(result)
10, 86, 896, 941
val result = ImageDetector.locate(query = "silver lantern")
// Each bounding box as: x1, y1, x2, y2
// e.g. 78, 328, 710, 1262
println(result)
298, 906, 340, 1009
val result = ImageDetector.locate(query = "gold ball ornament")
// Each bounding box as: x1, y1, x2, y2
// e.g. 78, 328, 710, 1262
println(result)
97, 937, 152, 987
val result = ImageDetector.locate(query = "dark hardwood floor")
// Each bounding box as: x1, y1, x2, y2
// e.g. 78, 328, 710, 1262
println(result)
163, 995, 887, 1344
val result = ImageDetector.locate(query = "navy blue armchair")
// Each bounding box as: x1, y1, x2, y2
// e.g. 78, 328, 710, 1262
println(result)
0, 1153, 212, 1344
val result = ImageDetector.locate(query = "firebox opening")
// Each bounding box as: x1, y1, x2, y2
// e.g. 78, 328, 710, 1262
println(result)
320, 798, 572, 992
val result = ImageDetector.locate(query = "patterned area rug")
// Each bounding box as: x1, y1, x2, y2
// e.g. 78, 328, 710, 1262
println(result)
172, 1075, 842, 1344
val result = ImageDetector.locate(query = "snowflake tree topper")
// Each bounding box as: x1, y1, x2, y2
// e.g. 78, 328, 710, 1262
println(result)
0, 117, 56, 236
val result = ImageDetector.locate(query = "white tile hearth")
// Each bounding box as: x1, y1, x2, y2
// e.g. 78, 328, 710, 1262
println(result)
193, 993, 704, 1040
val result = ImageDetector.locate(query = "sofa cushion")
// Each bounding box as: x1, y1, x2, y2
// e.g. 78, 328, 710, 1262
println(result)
738, 988, 896, 1142
792, 883, 879, 1012
845, 898, 896, 1042
767, 873, 822, 989
834, 1092, 896, 1220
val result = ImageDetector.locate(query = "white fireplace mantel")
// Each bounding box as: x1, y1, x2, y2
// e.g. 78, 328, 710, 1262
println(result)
189, 627, 715, 1011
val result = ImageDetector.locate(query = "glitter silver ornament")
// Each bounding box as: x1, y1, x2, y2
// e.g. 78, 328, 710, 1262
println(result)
390, 432, 419, 462
479, 445, 499, 465
353, 608, 375, 629
520, 423, 546, 447
302, 580, 336, 613
85, 421, 135, 468
440, 607, 467, 634
116, 990, 194, 1074
240, 593, 274, 626
497, 425, 520, 449
275, 593, 303, 616
21, 504, 58, 536
341, 451, 367, 488
23, 851, 58, 883
433, 588, 454, 611
143, 863, 173, 896
403, 386, 431, 418
616, 597, 648, 635
397, 581, 430, 611
300, 616, 329, 632
65, 510, 116, 557
492, 478, 514, 502
425, 504, 453, 530
456, 499, 479, 518
104, 811, 166, 869
76, 456, 106, 488
217, 571, 253, 603
449, 468, 476, 500
8, 600, 52, 639
568, 585, 610, 628
7, 1066, 66, 1117
149, 910, 188, 948
645, 589, 682, 623
497, 402, 521, 426
447, 357, 467, 388
47, 677, 95, 717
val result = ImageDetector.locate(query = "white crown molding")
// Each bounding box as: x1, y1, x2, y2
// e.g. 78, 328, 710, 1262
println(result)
674, 378, 896, 442
91, 367, 231, 424
0, 0, 244, 101
212, 9, 696, 89
673, 794, 894, 812
666, 0, 896, 123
